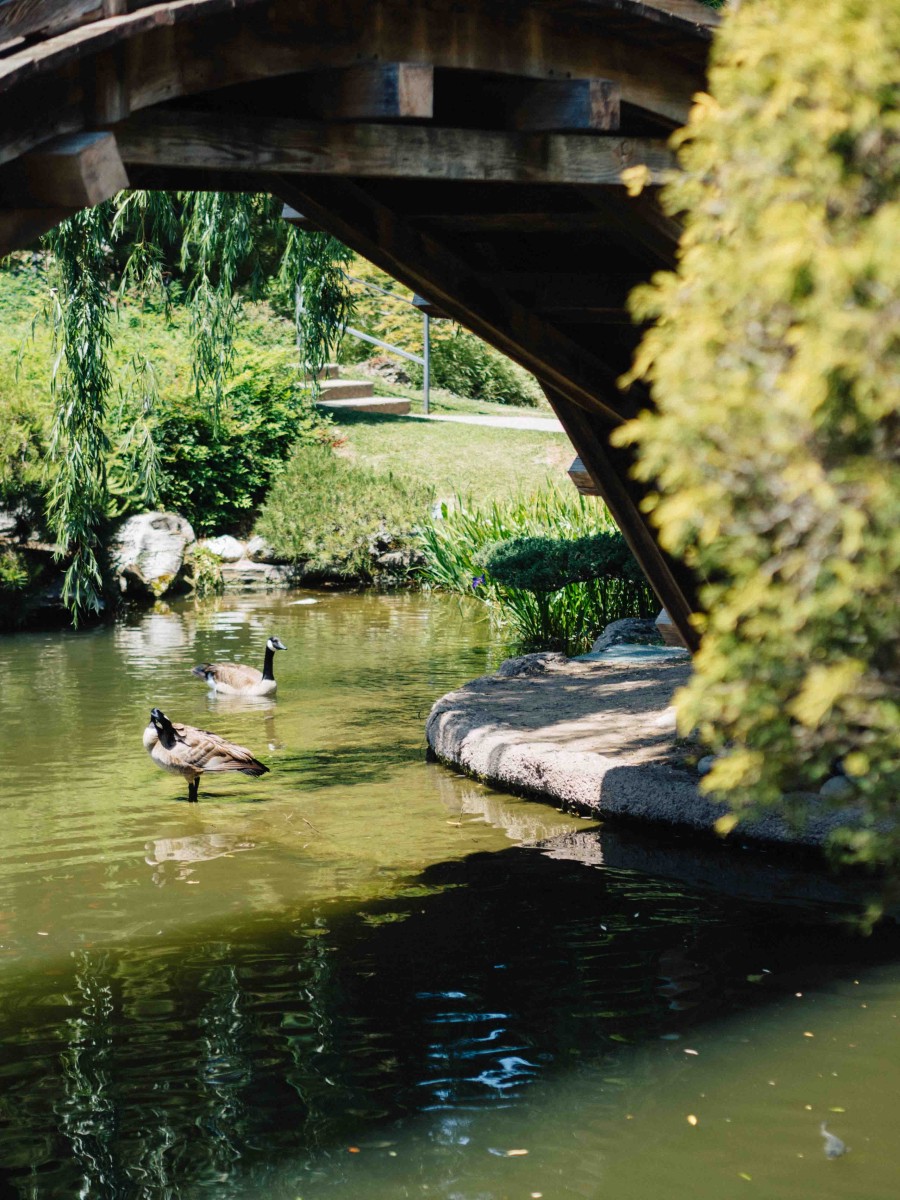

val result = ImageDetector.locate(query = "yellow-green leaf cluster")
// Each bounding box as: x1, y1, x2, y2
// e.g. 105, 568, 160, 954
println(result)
616, 0, 900, 867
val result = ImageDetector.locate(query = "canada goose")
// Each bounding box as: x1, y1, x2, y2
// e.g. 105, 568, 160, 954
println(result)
191, 635, 287, 696
143, 707, 269, 802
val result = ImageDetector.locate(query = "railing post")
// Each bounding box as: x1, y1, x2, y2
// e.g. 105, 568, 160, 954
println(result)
423, 311, 431, 414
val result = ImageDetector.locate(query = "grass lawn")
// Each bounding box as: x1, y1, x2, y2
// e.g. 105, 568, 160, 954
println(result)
328, 408, 574, 504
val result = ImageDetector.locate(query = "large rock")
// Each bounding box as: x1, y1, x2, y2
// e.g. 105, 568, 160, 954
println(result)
200, 534, 245, 562
109, 512, 195, 598
244, 534, 277, 563
590, 618, 663, 653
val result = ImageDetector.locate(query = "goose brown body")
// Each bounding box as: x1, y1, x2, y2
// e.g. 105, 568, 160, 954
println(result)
192, 636, 286, 696
143, 708, 268, 801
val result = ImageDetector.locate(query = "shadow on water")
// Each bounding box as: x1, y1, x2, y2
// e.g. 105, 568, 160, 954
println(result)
1, 835, 899, 1200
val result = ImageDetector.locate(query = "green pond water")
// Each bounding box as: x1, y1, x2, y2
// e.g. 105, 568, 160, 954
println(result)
0, 590, 898, 1199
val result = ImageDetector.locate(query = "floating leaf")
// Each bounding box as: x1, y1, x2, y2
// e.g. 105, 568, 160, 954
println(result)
687, 1114, 699, 1126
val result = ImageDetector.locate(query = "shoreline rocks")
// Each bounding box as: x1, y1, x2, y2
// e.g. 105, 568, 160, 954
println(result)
109, 512, 195, 599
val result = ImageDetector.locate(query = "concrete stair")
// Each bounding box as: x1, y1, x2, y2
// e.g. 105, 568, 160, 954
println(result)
315, 364, 410, 415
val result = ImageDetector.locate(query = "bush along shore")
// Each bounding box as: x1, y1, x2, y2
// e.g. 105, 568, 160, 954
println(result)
0, 258, 653, 645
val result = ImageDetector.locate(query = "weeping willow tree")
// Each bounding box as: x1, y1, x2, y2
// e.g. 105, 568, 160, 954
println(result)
41, 191, 353, 621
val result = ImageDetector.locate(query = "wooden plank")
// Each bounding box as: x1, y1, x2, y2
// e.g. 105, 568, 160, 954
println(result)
545, 385, 700, 650
489, 271, 643, 307
302, 63, 433, 122
113, 109, 675, 185
436, 73, 620, 133
274, 174, 643, 426
412, 211, 636, 234
0, 1, 104, 44
6, 130, 128, 206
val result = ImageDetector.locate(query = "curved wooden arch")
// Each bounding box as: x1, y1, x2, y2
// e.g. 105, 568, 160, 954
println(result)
0, 0, 716, 647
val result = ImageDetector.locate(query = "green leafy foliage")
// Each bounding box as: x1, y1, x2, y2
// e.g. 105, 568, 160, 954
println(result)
30, 191, 355, 622
256, 443, 434, 580
485, 532, 645, 591
418, 488, 655, 654
616, 0, 900, 867
44, 206, 115, 620
145, 350, 326, 536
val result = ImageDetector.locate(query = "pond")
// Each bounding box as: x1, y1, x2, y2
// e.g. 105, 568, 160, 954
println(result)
0, 591, 898, 1199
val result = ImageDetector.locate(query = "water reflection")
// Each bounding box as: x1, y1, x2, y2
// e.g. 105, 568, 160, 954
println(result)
1, 593, 899, 1200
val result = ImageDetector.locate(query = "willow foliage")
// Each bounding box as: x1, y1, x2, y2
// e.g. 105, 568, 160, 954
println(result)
41, 191, 353, 621
616, 0, 900, 867
44, 205, 115, 618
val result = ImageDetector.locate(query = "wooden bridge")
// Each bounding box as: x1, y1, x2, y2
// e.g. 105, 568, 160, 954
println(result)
0, 0, 719, 648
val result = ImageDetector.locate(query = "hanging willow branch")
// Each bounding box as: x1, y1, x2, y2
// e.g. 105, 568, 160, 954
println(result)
43, 191, 355, 623
280, 229, 354, 394
44, 204, 115, 622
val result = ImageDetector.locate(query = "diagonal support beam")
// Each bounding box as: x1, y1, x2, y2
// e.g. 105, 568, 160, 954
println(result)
273, 174, 643, 425
543, 384, 700, 650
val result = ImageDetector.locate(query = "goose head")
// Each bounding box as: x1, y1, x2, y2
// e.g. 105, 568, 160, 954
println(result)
149, 707, 178, 748
267, 636, 287, 652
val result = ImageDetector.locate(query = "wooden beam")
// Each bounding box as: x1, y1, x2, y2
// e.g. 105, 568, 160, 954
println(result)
489, 271, 643, 307
568, 456, 601, 496
411, 211, 636, 234
0, 131, 128, 208
0, 1, 118, 44
0, 205, 75, 256
280, 203, 321, 231
274, 174, 643, 425
544, 385, 700, 650
301, 63, 433, 122
112, 110, 674, 186
434, 71, 620, 132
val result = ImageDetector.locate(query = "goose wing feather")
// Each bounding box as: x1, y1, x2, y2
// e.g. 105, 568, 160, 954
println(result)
171, 721, 269, 776
192, 662, 263, 688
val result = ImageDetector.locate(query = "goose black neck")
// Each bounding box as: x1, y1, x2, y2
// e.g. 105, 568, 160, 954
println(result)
262, 645, 276, 681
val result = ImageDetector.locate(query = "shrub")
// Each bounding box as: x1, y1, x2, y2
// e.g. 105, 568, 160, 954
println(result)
144, 348, 328, 535
408, 327, 543, 408
256, 443, 434, 580
616, 0, 900, 867
418, 487, 655, 654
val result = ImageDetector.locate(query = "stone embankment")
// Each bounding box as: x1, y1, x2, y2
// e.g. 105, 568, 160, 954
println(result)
426, 625, 864, 852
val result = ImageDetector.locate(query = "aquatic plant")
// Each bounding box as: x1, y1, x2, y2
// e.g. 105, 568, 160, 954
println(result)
418, 487, 656, 654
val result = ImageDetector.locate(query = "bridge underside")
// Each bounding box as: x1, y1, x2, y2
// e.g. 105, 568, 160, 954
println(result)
0, 0, 718, 648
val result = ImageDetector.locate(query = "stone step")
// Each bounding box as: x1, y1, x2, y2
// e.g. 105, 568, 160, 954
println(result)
317, 363, 341, 380
318, 378, 374, 400
317, 396, 411, 416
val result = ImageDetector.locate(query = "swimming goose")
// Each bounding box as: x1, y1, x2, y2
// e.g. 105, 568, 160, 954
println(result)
143, 707, 269, 802
191, 635, 287, 696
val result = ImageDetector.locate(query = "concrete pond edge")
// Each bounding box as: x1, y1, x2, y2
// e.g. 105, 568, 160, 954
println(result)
425, 647, 867, 856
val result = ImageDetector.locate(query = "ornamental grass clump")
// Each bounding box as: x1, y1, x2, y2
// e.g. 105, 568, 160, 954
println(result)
616, 0, 900, 868
418, 488, 656, 654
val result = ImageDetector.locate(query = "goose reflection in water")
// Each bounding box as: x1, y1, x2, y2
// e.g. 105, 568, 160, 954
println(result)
145, 833, 255, 886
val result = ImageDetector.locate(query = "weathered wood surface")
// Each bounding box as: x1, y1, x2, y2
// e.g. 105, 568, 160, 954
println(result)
301, 63, 434, 122
0, 0, 710, 168
2, 130, 128, 207
112, 111, 675, 185
434, 73, 621, 132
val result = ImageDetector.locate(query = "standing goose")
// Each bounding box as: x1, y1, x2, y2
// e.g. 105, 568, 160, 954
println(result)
191, 635, 287, 696
143, 707, 269, 802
